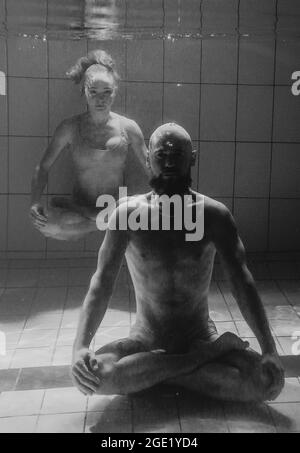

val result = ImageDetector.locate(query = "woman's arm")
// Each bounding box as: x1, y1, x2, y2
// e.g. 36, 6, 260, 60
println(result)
30, 118, 73, 221
125, 118, 149, 173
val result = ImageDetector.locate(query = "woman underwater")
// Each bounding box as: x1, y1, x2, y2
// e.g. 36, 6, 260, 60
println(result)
30, 50, 148, 241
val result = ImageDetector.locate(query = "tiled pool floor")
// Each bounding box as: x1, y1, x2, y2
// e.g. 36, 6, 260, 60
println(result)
0, 259, 300, 433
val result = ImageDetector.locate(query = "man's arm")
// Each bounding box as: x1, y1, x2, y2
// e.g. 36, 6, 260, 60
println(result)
72, 209, 128, 394
73, 213, 128, 352
211, 204, 276, 355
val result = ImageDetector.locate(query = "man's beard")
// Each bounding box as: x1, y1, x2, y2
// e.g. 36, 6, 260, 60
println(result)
149, 174, 192, 196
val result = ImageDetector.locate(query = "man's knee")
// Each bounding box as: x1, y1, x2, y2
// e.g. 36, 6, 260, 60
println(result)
235, 351, 274, 403
94, 351, 133, 396
220, 349, 272, 402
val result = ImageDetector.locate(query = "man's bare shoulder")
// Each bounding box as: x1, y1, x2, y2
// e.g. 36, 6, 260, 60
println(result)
203, 195, 235, 232
107, 193, 151, 233
204, 196, 231, 218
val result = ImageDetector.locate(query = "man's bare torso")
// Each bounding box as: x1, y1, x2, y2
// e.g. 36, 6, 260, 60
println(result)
124, 193, 219, 353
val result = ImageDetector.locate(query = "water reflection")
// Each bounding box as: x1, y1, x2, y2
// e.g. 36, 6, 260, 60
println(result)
0, 0, 300, 40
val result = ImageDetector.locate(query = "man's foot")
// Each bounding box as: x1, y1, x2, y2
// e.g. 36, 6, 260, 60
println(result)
212, 332, 249, 355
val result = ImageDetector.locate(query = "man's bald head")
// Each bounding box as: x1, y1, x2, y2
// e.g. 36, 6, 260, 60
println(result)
149, 123, 192, 153
147, 124, 196, 195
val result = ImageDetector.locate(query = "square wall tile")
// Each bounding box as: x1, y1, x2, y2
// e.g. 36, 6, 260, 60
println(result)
271, 144, 300, 198
127, 40, 163, 82
49, 40, 87, 79
200, 85, 236, 141
9, 137, 48, 193
0, 0, 5, 19
0, 38, 7, 72
236, 86, 273, 142
276, 41, 300, 90
198, 142, 235, 197
112, 83, 126, 115
47, 0, 83, 34
0, 90, 8, 134
0, 137, 8, 193
201, 38, 238, 84
164, 83, 200, 140
239, 0, 276, 33
126, 82, 163, 139
202, 0, 238, 34
49, 79, 86, 135
235, 143, 271, 197
238, 38, 275, 85
273, 86, 300, 142
48, 148, 75, 195
9, 78, 48, 136
87, 41, 126, 81
234, 198, 269, 252
277, 0, 300, 15
126, 0, 164, 28
276, 41, 300, 85
164, 40, 201, 83
0, 195, 7, 251
7, 37, 47, 78
164, 0, 201, 29
269, 199, 300, 251
7, 194, 46, 251
7, 0, 47, 31
277, 0, 300, 38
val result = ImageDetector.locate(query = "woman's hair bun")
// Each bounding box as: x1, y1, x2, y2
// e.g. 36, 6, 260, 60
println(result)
67, 50, 119, 84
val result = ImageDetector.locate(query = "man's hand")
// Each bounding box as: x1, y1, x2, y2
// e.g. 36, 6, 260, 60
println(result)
30, 203, 47, 229
71, 348, 101, 396
262, 352, 285, 401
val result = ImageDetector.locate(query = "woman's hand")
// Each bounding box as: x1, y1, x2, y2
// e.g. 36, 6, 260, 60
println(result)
30, 203, 47, 229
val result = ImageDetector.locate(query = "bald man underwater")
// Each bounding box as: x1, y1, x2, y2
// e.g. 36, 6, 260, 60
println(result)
71, 123, 284, 403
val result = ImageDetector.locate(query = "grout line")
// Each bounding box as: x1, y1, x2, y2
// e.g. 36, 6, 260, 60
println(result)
267, 0, 279, 254
174, 389, 183, 433
3, 193, 300, 201
232, 0, 241, 215
45, 0, 50, 259
4, 74, 294, 88
4, 0, 9, 258
2, 135, 300, 145
161, 0, 166, 126
197, 0, 203, 191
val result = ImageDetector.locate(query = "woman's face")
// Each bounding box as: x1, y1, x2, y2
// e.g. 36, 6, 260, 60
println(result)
84, 73, 117, 113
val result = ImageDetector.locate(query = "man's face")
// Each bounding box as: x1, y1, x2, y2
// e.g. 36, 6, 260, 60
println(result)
148, 134, 194, 180
85, 76, 116, 113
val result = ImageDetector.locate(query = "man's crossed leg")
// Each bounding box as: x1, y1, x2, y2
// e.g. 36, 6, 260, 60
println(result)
71, 331, 282, 403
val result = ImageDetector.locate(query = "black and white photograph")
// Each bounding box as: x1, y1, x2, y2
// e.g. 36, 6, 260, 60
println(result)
0, 0, 300, 436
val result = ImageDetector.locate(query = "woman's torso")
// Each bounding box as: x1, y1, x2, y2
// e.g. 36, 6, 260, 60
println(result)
69, 112, 129, 206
